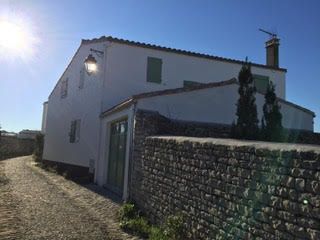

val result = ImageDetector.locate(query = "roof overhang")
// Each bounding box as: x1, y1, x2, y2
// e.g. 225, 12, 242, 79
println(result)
82, 36, 287, 73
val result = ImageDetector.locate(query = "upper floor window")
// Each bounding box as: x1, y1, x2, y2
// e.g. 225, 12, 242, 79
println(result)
147, 57, 162, 84
69, 119, 81, 143
79, 68, 85, 89
253, 74, 270, 94
60, 78, 68, 98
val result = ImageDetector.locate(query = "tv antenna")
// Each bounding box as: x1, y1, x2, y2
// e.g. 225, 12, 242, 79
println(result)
259, 28, 277, 39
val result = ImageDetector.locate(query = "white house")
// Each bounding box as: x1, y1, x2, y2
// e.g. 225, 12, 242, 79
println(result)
42, 36, 315, 200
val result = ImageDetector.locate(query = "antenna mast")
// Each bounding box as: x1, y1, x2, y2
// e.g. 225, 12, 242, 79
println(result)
259, 28, 277, 38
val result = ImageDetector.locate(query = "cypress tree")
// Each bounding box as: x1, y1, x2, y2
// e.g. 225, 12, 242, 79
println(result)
235, 61, 259, 139
262, 82, 283, 141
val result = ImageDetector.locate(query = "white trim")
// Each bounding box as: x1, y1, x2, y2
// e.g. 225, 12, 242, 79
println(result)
95, 106, 133, 200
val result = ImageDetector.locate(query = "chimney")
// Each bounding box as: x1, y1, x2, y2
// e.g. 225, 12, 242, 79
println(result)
265, 37, 280, 68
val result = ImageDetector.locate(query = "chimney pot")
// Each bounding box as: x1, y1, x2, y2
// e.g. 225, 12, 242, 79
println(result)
266, 37, 280, 68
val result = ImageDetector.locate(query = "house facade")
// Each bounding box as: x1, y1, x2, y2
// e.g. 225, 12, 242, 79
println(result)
42, 36, 315, 200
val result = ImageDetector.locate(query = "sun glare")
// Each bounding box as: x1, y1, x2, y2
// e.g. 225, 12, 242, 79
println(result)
0, 17, 39, 60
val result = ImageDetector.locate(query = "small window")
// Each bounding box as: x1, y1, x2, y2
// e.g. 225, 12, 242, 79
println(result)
69, 119, 81, 143
183, 80, 205, 88
147, 57, 162, 83
61, 78, 68, 98
79, 68, 85, 89
253, 74, 270, 94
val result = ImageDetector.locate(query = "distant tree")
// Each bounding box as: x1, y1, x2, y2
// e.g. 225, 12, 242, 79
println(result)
262, 82, 283, 141
233, 60, 259, 139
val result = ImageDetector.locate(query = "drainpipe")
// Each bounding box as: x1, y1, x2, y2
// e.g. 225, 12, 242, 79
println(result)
127, 100, 137, 201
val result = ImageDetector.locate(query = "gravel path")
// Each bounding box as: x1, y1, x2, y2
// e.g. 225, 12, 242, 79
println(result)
0, 156, 139, 240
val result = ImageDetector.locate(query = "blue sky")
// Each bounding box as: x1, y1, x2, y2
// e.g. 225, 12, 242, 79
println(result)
1, 0, 319, 132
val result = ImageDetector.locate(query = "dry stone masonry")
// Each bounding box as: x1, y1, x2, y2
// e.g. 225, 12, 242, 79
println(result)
133, 136, 320, 239
0, 136, 34, 160
129, 111, 320, 239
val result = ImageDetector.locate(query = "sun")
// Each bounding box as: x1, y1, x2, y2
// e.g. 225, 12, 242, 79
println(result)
0, 18, 39, 60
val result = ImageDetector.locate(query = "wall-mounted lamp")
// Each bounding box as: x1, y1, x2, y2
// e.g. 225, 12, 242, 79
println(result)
84, 54, 97, 75
84, 48, 104, 75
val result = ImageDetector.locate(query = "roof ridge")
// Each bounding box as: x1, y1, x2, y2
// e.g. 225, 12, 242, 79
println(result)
82, 36, 287, 72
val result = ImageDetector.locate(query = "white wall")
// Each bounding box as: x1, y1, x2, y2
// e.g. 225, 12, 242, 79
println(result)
43, 39, 287, 168
101, 41, 286, 114
43, 42, 107, 167
136, 83, 313, 131
41, 102, 48, 134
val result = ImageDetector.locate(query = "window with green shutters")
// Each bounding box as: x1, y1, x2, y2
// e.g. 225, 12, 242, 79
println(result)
253, 74, 270, 94
146, 57, 162, 83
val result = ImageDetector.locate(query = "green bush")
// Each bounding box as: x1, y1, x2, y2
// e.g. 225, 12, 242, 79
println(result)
119, 203, 150, 238
163, 214, 186, 240
149, 227, 168, 240
120, 217, 150, 238
119, 203, 186, 240
119, 203, 138, 221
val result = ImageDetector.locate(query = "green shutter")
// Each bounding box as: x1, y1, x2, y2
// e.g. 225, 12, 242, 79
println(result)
147, 57, 162, 83
253, 74, 269, 94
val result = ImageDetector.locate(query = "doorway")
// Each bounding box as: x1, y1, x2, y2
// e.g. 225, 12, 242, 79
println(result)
106, 119, 128, 195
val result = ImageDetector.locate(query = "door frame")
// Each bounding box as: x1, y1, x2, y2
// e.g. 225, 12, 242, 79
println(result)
105, 117, 128, 195
96, 106, 134, 201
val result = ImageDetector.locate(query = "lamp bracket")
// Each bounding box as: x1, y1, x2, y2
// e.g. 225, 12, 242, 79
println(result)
90, 48, 104, 57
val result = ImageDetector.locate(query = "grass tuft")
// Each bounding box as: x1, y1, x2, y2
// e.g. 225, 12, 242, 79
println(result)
119, 203, 186, 239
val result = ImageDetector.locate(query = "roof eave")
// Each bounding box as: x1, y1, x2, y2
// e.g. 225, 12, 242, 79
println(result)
81, 36, 287, 73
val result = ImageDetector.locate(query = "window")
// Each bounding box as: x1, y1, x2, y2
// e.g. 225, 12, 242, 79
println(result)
69, 119, 81, 143
183, 80, 205, 88
60, 78, 68, 98
146, 57, 162, 83
79, 68, 85, 89
253, 74, 270, 94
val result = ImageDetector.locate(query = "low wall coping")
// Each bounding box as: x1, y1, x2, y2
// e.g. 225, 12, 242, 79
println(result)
147, 136, 320, 153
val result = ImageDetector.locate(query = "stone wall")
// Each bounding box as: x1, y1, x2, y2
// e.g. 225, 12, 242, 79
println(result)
130, 110, 169, 208
135, 136, 320, 239
284, 130, 320, 146
0, 136, 35, 160
129, 110, 230, 208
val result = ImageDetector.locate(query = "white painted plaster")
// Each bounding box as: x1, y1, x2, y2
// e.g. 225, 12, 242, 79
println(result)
43, 38, 309, 176
137, 83, 313, 131
41, 102, 48, 134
